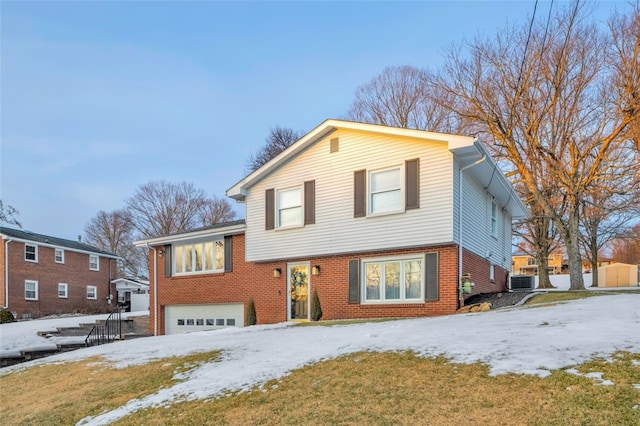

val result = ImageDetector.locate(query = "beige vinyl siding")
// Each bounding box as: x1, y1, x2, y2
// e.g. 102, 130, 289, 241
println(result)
245, 128, 455, 262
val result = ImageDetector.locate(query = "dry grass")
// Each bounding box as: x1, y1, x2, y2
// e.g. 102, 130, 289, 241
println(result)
115, 351, 640, 426
526, 291, 607, 305
295, 318, 400, 327
0, 351, 220, 425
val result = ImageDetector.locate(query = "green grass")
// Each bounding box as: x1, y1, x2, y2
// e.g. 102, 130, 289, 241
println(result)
526, 291, 608, 305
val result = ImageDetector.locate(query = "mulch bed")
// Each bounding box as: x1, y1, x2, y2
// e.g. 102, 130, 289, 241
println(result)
464, 291, 534, 310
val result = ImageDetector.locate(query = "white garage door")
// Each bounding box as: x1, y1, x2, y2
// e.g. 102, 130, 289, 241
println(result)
165, 303, 244, 335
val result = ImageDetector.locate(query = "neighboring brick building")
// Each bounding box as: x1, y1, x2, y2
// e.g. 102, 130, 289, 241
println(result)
1, 227, 119, 319
137, 120, 528, 335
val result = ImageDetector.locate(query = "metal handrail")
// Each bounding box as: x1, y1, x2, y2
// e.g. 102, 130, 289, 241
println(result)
85, 307, 122, 347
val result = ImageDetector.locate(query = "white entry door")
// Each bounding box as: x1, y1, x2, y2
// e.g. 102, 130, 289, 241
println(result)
287, 262, 310, 321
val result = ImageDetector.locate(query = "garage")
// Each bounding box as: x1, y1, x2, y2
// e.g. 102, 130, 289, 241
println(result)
165, 303, 244, 335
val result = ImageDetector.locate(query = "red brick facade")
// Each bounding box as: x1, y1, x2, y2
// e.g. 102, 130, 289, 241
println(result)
1, 240, 116, 319
461, 248, 510, 296
148, 234, 492, 335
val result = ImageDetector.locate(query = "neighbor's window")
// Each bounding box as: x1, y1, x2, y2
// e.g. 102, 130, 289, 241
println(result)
55, 248, 64, 263
369, 166, 402, 215
363, 255, 423, 303
491, 200, 498, 237
25, 244, 38, 262
174, 239, 224, 275
89, 254, 99, 271
25, 280, 38, 300
277, 186, 302, 228
87, 285, 97, 300
58, 283, 68, 298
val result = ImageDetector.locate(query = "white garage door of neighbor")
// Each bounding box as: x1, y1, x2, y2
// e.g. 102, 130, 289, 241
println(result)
165, 303, 244, 335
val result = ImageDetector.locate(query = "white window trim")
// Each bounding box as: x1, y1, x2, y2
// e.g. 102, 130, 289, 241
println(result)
89, 254, 100, 271
25, 280, 38, 300
368, 164, 405, 217
25, 244, 38, 263
361, 253, 425, 304
276, 185, 304, 229
58, 283, 68, 298
87, 285, 98, 300
491, 200, 498, 238
55, 248, 65, 264
173, 239, 225, 276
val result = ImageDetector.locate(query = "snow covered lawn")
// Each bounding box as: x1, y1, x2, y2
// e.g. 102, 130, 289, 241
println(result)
1, 294, 639, 425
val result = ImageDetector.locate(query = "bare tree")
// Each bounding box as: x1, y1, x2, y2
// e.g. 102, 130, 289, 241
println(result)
430, 2, 640, 290
0, 200, 21, 227
346, 65, 456, 132
609, 222, 640, 264
246, 126, 302, 173
125, 180, 236, 239
84, 209, 146, 278
198, 195, 236, 225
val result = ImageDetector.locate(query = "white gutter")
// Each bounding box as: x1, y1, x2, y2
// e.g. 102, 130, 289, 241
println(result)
146, 244, 158, 336
3, 239, 12, 309
458, 153, 487, 306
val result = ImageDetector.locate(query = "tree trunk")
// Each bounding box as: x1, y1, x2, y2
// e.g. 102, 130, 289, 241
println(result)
566, 208, 585, 290
590, 235, 599, 287
537, 251, 554, 289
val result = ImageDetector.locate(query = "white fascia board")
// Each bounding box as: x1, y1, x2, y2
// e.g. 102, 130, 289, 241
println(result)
225, 119, 476, 200
134, 223, 246, 247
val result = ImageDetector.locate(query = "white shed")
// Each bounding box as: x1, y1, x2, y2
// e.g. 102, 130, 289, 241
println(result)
597, 263, 639, 287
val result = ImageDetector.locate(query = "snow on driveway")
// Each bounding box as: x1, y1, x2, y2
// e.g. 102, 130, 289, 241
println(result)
1, 295, 639, 426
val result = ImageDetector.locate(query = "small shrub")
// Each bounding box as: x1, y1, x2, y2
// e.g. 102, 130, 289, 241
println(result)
0, 308, 15, 324
246, 298, 257, 326
311, 290, 322, 321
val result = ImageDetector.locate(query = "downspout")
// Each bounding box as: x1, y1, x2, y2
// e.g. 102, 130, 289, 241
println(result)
458, 154, 486, 308
4, 239, 12, 309
146, 244, 158, 336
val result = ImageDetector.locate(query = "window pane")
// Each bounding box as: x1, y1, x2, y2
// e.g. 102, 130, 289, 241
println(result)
204, 242, 213, 270
184, 245, 193, 272
371, 190, 401, 213
215, 240, 224, 270
365, 263, 381, 300
278, 188, 301, 208
279, 207, 302, 227
194, 243, 203, 271
385, 262, 401, 300
405, 260, 422, 299
175, 246, 184, 273
371, 169, 400, 192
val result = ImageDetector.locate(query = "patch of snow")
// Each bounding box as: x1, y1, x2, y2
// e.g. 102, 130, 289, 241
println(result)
1, 297, 638, 426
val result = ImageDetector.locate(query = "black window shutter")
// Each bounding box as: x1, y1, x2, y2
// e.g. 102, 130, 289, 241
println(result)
224, 236, 233, 272
425, 252, 439, 301
265, 188, 275, 230
304, 180, 315, 225
164, 245, 172, 277
405, 158, 420, 210
348, 259, 360, 303
354, 170, 366, 218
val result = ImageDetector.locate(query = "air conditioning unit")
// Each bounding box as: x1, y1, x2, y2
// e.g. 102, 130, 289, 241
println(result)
510, 275, 535, 291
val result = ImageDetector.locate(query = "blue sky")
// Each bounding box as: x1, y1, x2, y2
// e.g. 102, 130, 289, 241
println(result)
0, 1, 626, 240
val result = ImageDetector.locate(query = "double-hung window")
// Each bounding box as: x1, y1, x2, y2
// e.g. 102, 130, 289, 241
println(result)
87, 285, 97, 300
363, 255, 424, 303
174, 239, 224, 275
55, 248, 64, 263
25, 280, 38, 300
369, 167, 402, 215
25, 244, 38, 262
58, 283, 68, 298
277, 187, 302, 228
491, 200, 498, 237
89, 254, 99, 271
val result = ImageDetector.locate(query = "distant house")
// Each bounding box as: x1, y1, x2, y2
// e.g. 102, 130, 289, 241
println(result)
0, 227, 119, 319
111, 277, 149, 312
512, 251, 566, 275
136, 120, 528, 335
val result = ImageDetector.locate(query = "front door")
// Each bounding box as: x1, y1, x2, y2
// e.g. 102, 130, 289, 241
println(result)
288, 263, 310, 320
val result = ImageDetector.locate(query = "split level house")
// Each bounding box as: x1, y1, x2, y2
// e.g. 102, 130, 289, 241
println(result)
136, 120, 528, 335
0, 227, 119, 319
